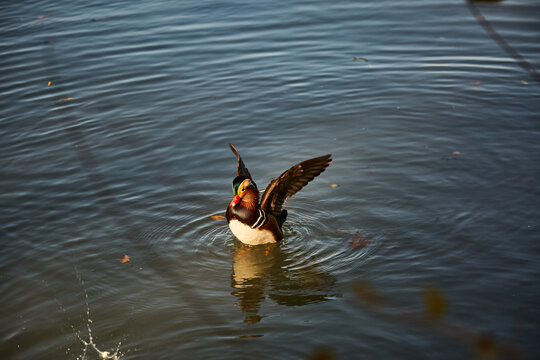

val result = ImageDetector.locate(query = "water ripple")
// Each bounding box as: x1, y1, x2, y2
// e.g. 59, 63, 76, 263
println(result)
2, 0, 540, 358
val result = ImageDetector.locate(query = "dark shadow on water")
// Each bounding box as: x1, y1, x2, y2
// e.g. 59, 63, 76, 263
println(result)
230, 241, 338, 324
466, 0, 540, 83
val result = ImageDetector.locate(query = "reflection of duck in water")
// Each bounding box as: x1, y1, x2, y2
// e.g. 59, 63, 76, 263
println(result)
226, 143, 331, 245
231, 241, 338, 323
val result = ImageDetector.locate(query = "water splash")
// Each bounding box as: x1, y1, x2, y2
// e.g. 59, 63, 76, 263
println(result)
72, 277, 124, 360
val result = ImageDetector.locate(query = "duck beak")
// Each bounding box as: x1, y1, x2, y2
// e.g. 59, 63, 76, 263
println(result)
231, 195, 241, 207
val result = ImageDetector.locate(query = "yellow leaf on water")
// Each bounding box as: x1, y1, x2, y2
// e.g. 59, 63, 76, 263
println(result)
210, 215, 225, 220
452, 151, 461, 156
422, 285, 448, 320
119, 254, 130, 263
58, 97, 74, 102
330, 184, 339, 188
47, 81, 51, 87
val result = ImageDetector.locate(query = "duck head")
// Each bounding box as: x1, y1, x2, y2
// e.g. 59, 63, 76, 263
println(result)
231, 175, 258, 208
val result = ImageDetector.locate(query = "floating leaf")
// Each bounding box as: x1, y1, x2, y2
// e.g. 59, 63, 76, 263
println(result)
210, 215, 225, 220
330, 184, 339, 188
353, 56, 368, 62
349, 232, 370, 250
452, 151, 461, 156
47, 81, 51, 87
119, 254, 130, 263
521, 80, 528, 85
422, 285, 448, 320
58, 97, 74, 102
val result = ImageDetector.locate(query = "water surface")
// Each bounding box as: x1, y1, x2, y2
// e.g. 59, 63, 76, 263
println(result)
1, 0, 539, 359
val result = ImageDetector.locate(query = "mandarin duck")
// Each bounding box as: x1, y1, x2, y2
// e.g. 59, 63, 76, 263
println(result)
226, 143, 332, 245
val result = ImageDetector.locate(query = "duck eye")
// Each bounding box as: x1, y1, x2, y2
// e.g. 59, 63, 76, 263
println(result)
241, 187, 245, 192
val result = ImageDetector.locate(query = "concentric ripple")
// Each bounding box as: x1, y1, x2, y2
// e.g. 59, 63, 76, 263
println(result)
277, 200, 382, 277
151, 198, 384, 281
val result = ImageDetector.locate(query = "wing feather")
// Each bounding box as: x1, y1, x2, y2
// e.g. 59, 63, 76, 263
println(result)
229, 143, 251, 178
260, 154, 332, 216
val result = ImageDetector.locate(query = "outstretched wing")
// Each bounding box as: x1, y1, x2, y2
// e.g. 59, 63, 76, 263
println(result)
229, 143, 251, 178
260, 154, 332, 217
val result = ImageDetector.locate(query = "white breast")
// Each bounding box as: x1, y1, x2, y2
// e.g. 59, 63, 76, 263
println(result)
228, 219, 277, 245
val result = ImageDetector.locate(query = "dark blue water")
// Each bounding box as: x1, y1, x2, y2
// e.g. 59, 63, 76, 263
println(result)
1, 0, 539, 359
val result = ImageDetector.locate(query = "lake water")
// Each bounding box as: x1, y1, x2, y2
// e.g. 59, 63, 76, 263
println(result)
1, 0, 539, 359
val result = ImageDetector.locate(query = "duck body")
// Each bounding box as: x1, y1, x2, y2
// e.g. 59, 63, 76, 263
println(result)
227, 217, 282, 245
226, 144, 331, 245
226, 177, 285, 245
